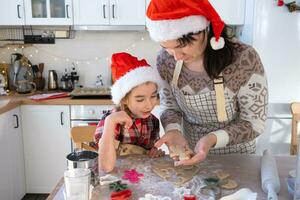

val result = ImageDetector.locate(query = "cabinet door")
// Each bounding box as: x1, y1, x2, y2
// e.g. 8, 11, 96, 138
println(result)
0, 0, 25, 25
8, 107, 26, 200
110, 0, 146, 25
73, 0, 109, 25
21, 105, 71, 193
0, 111, 12, 200
24, 0, 73, 25
209, 0, 246, 25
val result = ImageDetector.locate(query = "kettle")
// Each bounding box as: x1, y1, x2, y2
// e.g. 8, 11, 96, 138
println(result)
48, 70, 58, 90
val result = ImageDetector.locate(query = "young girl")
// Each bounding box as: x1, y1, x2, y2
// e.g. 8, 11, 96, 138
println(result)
94, 52, 165, 172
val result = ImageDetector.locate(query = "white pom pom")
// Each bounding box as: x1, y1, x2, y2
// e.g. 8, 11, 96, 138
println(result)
210, 36, 225, 50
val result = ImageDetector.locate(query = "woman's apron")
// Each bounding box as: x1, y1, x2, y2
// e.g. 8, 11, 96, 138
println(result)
170, 60, 255, 154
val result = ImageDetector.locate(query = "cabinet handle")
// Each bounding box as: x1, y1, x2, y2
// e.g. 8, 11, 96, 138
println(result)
60, 112, 64, 125
17, 5, 21, 19
103, 4, 106, 19
112, 4, 115, 18
13, 114, 19, 128
66, 4, 70, 18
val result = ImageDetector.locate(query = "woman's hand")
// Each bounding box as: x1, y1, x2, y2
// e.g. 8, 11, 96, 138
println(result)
148, 147, 165, 158
105, 111, 133, 128
175, 133, 217, 166
154, 129, 192, 159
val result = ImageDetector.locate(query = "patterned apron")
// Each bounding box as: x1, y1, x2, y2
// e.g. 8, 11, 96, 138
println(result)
170, 60, 255, 154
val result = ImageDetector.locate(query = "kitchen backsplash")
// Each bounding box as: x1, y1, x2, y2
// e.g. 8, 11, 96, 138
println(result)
0, 31, 160, 88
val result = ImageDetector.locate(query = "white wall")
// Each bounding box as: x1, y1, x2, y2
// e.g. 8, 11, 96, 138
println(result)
0, 31, 160, 88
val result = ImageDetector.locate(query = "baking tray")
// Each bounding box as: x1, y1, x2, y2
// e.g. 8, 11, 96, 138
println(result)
70, 88, 111, 99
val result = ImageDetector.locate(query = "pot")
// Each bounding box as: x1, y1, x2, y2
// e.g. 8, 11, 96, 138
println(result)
66, 150, 98, 185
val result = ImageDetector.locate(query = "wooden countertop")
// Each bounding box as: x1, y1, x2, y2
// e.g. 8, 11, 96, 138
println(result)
0, 91, 114, 114
47, 154, 296, 200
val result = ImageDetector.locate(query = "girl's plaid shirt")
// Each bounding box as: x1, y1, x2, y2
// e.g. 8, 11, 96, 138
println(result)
93, 110, 160, 150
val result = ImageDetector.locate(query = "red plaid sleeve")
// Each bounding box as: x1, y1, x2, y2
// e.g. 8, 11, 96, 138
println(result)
93, 110, 121, 150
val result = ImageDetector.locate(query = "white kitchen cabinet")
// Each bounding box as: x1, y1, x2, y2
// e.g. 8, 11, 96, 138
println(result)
209, 0, 246, 25
73, 0, 109, 25
110, 0, 146, 25
24, 0, 73, 25
21, 105, 71, 193
0, 109, 11, 200
73, 0, 146, 26
0, 107, 26, 200
0, 0, 25, 25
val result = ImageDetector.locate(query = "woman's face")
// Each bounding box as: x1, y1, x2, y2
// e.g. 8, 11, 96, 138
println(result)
123, 82, 158, 118
160, 31, 207, 63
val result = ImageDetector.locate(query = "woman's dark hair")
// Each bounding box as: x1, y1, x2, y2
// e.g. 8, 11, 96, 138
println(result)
177, 24, 236, 79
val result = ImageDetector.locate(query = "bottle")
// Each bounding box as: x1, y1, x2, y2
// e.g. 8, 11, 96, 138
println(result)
294, 136, 300, 199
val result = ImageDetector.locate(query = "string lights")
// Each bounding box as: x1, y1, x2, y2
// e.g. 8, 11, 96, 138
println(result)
0, 35, 146, 65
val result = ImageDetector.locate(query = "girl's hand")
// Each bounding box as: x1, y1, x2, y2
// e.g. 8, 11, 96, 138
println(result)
148, 147, 165, 158
154, 130, 193, 160
105, 111, 133, 128
174, 134, 217, 166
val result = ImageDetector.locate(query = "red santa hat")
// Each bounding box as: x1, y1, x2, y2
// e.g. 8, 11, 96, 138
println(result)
110, 52, 163, 104
146, 0, 225, 50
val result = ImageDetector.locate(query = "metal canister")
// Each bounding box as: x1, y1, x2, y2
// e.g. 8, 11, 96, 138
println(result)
66, 150, 99, 186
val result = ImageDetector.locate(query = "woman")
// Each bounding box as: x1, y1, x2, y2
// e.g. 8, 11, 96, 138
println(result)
146, 0, 268, 166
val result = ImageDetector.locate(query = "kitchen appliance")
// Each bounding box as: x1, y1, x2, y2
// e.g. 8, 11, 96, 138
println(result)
261, 149, 280, 200
48, 70, 58, 90
0, 74, 7, 95
70, 105, 114, 127
60, 74, 72, 91
11, 53, 22, 86
66, 150, 98, 186
15, 80, 36, 94
9, 53, 34, 92
0, 64, 9, 95
70, 105, 114, 152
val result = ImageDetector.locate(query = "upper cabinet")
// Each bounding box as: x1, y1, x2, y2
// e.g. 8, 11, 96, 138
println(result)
73, 0, 146, 26
110, 0, 146, 25
209, 0, 246, 25
24, 0, 73, 25
0, 0, 25, 25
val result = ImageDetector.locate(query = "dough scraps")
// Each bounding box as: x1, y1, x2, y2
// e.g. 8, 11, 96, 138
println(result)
152, 160, 199, 186
117, 144, 148, 156
169, 145, 192, 161
221, 179, 238, 190
216, 170, 230, 180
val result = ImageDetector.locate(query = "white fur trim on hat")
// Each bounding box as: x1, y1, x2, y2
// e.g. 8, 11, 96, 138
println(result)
210, 36, 225, 50
146, 15, 209, 42
110, 66, 163, 105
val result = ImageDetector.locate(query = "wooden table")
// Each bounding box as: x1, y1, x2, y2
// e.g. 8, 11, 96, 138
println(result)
47, 154, 296, 200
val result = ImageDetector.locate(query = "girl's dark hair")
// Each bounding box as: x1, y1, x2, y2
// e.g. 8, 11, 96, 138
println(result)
177, 24, 236, 79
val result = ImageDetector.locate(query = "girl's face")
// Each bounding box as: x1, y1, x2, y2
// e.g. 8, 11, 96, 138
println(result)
160, 31, 207, 63
123, 82, 159, 118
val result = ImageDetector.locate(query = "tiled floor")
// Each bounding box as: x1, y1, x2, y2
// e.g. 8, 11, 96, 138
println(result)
21, 194, 49, 200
